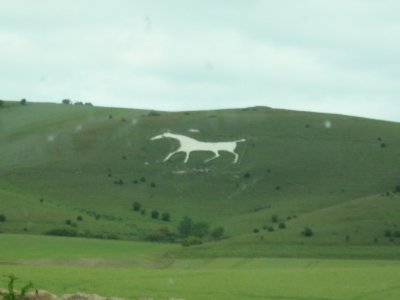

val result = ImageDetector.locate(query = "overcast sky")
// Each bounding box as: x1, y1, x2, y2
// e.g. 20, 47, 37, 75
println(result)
1, 0, 400, 121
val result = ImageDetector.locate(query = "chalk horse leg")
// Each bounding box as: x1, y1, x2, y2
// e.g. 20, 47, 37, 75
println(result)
205, 151, 220, 163
184, 151, 191, 163
232, 151, 239, 164
164, 151, 179, 162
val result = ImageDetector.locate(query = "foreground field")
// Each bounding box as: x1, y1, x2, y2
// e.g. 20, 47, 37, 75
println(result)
1, 235, 400, 300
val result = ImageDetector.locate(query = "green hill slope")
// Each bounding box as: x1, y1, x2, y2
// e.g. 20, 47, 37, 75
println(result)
1, 100, 400, 249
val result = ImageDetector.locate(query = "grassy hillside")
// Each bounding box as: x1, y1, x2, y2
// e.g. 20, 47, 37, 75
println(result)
1, 100, 400, 251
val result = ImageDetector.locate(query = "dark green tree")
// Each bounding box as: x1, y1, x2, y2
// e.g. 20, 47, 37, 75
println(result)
211, 226, 225, 240
161, 212, 170, 222
133, 202, 141, 211
178, 216, 194, 238
302, 227, 314, 237
151, 210, 159, 219
192, 222, 210, 238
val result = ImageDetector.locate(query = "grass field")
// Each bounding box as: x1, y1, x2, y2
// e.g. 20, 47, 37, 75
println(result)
1, 234, 400, 300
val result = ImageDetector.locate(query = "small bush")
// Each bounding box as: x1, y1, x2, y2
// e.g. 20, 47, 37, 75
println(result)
20, 99, 27, 105
271, 214, 278, 223
253, 228, 260, 233
384, 230, 392, 237
146, 227, 175, 242
244, 172, 251, 178
267, 226, 274, 232
0, 214, 6, 222
161, 212, 170, 222
65, 219, 72, 225
151, 210, 159, 219
1, 274, 33, 300
133, 202, 141, 211
140, 177, 146, 182
182, 236, 202, 247
211, 226, 225, 240
278, 222, 286, 229
62, 99, 71, 105
140, 209, 146, 215
150, 182, 156, 188
302, 227, 314, 237
77, 216, 83, 221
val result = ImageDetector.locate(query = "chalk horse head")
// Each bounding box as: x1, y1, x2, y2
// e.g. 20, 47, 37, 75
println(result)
150, 132, 175, 141
150, 132, 245, 164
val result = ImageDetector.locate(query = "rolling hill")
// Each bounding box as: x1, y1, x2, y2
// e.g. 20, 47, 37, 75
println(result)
1, 100, 400, 253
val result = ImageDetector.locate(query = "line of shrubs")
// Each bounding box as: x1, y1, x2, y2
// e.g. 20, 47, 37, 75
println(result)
384, 230, 400, 238
45, 228, 119, 240
145, 216, 225, 246
132, 201, 171, 222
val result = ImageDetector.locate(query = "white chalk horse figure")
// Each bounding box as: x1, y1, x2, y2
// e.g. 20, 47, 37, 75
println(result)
151, 132, 246, 164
